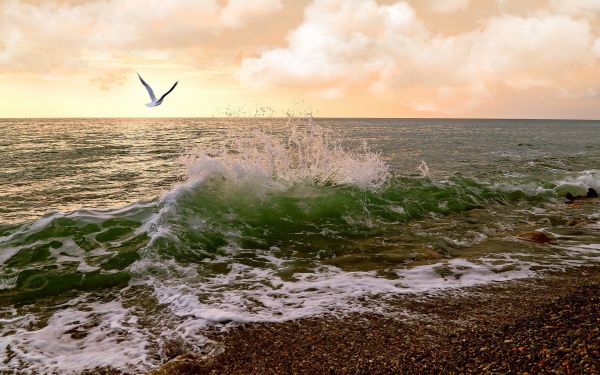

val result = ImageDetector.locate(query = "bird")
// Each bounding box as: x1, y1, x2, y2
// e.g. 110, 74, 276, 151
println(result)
137, 73, 178, 108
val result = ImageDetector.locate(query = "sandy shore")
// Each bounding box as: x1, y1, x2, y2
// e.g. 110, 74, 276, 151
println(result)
149, 265, 600, 374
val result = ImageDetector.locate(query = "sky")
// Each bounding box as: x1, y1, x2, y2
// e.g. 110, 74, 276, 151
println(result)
3, 0, 600, 118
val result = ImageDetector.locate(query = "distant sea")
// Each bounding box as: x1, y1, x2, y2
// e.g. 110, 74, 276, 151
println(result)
1, 118, 600, 373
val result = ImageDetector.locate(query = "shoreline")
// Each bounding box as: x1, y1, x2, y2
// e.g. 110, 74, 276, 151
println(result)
150, 265, 600, 374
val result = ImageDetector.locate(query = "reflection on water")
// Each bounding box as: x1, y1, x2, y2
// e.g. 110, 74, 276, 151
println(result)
2, 118, 600, 223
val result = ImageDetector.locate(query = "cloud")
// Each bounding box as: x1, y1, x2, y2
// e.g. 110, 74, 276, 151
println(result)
549, 0, 600, 16
240, 0, 600, 113
0, 0, 283, 75
240, 0, 426, 88
557, 87, 600, 98
425, 0, 470, 13
89, 69, 130, 90
220, 0, 283, 28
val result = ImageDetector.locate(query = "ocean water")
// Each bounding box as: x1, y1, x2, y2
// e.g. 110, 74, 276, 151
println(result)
1, 117, 600, 373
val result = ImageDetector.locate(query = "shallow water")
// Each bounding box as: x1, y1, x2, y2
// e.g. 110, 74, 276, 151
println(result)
1, 117, 600, 373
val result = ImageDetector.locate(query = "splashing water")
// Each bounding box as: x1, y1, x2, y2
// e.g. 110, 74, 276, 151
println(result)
555, 170, 600, 196
181, 119, 391, 191
418, 160, 430, 178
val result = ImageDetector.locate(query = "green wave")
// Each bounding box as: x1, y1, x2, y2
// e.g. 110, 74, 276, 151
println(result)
152, 175, 554, 260
0, 175, 555, 304
0, 205, 153, 304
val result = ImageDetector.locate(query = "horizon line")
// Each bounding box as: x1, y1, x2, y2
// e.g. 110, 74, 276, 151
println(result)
1, 116, 600, 121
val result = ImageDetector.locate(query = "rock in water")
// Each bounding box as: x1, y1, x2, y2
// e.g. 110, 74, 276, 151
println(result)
586, 188, 598, 198
518, 231, 554, 244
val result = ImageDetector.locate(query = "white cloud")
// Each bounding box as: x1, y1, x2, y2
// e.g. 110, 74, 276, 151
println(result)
0, 0, 221, 51
240, 0, 426, 87
0, 0, 283, 76
240, 0, 599, 113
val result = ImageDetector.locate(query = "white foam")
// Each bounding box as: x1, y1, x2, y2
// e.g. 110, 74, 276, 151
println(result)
0, 274, 17, 290
1, 297, 155, 374
0, 313, 36, 328
76, 261, 100, 273
140, 257, 536, 331
5, 243, 598, 374
0, 247, 20, 266
443, 231, 488, 248
555, 170, 600, 195
493, 182, 553, 196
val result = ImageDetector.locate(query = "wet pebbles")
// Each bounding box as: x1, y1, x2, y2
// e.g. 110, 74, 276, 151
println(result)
152, 266, 600, 374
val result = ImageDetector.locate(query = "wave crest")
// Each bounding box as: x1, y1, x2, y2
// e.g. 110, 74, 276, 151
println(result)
181, 119, 390, 190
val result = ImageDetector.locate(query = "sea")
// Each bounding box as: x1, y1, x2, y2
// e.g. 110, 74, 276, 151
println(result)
1, 117, 600, 373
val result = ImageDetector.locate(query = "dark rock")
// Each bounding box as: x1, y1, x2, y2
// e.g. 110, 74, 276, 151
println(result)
565, 187, 598, 202
517, 231, 554, 244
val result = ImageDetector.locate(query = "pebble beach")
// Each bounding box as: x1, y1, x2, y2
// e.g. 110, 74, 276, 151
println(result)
153, 265, 600, 374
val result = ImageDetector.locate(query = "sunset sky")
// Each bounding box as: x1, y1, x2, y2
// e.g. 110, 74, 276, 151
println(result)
3, 0, 600, 118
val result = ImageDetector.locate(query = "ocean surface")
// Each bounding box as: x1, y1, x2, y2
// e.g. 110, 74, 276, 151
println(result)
1, 117, 600, 373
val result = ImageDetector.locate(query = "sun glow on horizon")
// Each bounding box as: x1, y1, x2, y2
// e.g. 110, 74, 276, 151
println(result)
3, 0, 600, 119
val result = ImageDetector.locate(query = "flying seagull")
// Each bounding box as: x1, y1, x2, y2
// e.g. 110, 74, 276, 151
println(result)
137, 73, 178, 108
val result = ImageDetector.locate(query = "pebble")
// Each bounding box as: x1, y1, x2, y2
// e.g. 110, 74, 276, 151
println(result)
150, 266, 600, 375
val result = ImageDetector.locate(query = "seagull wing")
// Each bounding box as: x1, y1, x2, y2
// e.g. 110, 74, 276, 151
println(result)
158, 81, 178, 102
137, 73, 156, 102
